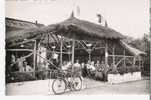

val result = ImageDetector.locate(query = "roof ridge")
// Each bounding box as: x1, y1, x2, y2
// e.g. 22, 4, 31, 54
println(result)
6, 17, 44, 26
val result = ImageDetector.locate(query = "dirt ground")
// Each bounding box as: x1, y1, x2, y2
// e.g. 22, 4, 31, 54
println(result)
6, 78, 150, 95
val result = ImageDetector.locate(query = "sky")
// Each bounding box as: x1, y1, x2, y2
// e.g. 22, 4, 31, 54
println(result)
6, 0, 150, 39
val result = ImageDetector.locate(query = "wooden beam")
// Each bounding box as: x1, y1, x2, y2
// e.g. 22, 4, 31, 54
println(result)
93, 47, 105, 49
126, 57, 133, 65
38, 49, 71, 54
6, 49, 33, 52
115, 57, 125, 67
78, 40, 87, 50
82, 40, 87, 47
108, 55, 133, 58
8, 38, 38, 48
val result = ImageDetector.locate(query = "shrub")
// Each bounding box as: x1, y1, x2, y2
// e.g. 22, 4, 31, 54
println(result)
6, 72, 36, 83
107, 65, 141, 75
117, 67, 127, 75
126, 66, 133, 73
132, 66, 141, 72
108, 66, 119, 74
126, 65, 141, 73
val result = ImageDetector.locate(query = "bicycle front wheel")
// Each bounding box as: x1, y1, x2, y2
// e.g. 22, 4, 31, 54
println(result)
73, 77, 82, 91
52, 78, 66, 95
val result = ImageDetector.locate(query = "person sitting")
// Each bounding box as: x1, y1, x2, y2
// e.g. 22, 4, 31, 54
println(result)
95, 60, 101, 71
74, 60, 81, 68
23, 61, 33, 77
73, 60, 82, 77
42, 61, 50, 79
88, 61, 96, 71
100, 61, 109, 81
62, 61, 71, 71
81, 62, 86, 77
86, 60, 96, 78
23, 61, 33, 72
95, 60, 103, 80
17, 57, 25, 72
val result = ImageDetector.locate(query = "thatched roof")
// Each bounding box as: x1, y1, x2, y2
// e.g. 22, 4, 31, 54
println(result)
45, 15, 125, 40
6, 26, 56, 47
120, 40, 146, 56
6, 17, 44, 29
6, 15, 125, 46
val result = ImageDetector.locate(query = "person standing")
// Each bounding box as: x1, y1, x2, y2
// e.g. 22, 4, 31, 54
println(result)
100, 61, 109, 81
17, 57, 25, 72
74, 60, 82, 77
95, 60, 101, 71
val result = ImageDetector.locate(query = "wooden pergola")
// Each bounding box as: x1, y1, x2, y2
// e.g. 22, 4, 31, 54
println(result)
6, 14, 146, 78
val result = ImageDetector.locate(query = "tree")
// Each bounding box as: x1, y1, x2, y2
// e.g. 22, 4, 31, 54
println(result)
125, 34, 150, 76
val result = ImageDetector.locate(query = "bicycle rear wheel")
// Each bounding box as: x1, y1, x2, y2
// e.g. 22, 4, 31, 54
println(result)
73, 77, 82, 91
52, 78, 66, 95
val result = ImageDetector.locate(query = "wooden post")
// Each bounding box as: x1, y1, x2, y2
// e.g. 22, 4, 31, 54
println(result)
105, 41, 108, 66
88, 52, 91, 61
71, 39, 75, 73
33, 40, 37, 78
60, 35, 63, 67
133, 56, 136, 67
123, 49, 126, 67
113, 44, 115, 66
138, 57, 141, 68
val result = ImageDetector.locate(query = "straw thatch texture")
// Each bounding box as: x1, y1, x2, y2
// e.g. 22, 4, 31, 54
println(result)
120, 40, 146, 56
6, 25, 56, 47
6, 16, 125, 46
45, 16, 125, 40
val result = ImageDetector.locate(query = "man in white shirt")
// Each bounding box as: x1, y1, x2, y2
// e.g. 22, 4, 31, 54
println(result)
87, 61, 96, 71
74, 60, 81, 68
62, 61, 72, 71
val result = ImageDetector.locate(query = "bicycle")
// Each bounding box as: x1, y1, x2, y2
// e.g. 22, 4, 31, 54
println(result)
52, 69, 82, 95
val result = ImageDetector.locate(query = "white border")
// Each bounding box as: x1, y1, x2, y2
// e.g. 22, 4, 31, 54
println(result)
0, 0, 5, 96
0, 0, 150, 99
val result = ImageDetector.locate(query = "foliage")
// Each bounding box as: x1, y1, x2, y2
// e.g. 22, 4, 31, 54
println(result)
6, 72, 36, 83
108, 65, 119, 74
108, 65, 141, 75
125, 34, 150, 76
126, 66, 141, 73
117, 67, 127, 75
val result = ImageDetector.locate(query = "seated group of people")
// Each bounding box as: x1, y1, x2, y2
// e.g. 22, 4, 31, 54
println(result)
10, 54, 33, 73
61, 59, 110, 81
83, 60, 109, 81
